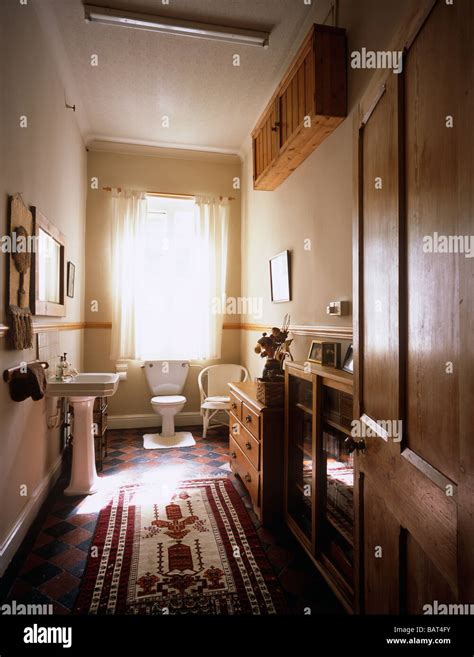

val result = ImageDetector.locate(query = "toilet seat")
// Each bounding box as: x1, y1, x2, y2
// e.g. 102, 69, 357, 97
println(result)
151, 395, 186, 406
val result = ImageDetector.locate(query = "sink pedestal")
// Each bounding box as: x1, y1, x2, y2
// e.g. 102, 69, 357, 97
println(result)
65, 396, 100, 496
45, 373, 120, 495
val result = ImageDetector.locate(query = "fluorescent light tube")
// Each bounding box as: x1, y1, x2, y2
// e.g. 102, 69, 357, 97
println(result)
83, 4, 270, 48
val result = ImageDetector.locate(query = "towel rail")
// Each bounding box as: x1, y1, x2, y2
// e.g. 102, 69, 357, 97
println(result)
3, 360, 49, 383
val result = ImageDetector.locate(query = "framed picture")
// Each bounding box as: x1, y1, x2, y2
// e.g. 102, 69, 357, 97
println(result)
67, 262, 75, 298
269, 250, 290, 303
342, 344, 353, 374
308, 340, 340, 368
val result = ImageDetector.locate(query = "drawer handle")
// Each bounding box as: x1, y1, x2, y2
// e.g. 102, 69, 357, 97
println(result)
245, 415, 252, 423
244, 473, 251, 483
230, 451, 236, 458
232, 424, 239, 434
231, 402, 237, 410
245, 442, 252, 450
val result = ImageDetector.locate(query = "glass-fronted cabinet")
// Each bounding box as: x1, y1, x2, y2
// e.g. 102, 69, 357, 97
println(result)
284, 362, 355, 611
285, 371, 315, 548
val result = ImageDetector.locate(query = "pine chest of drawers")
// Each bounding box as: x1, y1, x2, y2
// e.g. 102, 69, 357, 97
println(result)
228, 381, 284, 526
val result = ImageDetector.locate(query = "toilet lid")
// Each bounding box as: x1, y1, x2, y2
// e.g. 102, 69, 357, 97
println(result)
151, 395, 186, 406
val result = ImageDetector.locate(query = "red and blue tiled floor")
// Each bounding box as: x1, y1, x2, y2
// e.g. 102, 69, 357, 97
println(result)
0, 426, 342, 614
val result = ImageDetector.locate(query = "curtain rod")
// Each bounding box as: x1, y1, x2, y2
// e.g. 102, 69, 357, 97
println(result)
101, 187, 236, 201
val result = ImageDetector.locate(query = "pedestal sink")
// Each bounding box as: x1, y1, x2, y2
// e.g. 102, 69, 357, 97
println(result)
46, 373, 120, 496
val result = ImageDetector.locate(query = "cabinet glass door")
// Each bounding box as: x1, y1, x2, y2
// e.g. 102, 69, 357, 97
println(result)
286, 373, 314, 545
319, 385, 354, 591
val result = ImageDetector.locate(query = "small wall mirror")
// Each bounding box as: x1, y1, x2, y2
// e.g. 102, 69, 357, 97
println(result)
32, 208, 66, 316
269, 250, 291, 303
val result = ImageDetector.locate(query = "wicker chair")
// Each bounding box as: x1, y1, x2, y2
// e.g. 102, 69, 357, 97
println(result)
198, 364, 249, 438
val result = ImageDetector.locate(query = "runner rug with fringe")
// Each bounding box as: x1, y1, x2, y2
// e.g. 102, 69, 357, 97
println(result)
75, 478, 287, 614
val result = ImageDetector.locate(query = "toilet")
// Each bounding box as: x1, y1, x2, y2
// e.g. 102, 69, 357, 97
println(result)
143, 360, 195, 448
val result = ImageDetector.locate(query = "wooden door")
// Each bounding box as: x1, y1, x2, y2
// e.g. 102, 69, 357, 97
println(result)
353, 0, 473, 613
278, 41, 313, 152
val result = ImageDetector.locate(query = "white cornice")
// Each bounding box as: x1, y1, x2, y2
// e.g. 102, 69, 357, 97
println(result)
87, 137, 243, 163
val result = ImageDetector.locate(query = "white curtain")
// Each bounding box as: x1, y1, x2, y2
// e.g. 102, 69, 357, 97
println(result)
110, 190, 147, 360
193, 197, 230, 360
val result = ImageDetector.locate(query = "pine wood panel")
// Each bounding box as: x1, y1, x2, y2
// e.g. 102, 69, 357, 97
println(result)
304, 51, 314, 117
297, 65, 305, 126
291, 76, 298, 134
457, 0, 474, 604
405, 0, 461, 481
405, 533, 456, 614
361, 81, 400, 423
363, 479, 399, 614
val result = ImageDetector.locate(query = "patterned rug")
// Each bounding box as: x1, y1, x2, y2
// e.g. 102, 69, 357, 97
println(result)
75, 478, 288, 615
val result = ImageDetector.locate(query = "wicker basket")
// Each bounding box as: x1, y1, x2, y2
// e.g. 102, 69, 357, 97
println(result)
256, 379, 284, 407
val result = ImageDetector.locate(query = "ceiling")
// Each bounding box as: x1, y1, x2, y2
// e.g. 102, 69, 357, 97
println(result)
39, 0, 324, 154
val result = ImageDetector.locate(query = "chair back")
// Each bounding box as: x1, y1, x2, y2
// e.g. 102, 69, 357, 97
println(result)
202, 364, 248, 397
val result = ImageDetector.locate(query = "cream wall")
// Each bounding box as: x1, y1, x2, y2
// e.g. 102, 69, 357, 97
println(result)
0, 3, 86, 567
84, 149, 241, 422
240, 0, 416, 380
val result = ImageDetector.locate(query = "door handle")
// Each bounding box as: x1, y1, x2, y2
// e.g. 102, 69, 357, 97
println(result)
345, 436, 366, 454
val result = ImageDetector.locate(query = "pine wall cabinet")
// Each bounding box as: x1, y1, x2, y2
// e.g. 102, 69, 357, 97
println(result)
252, 23, 347, 191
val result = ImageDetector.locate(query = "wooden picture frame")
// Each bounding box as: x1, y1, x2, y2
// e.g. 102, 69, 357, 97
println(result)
67, 262, 75, 298
269, 250, 290, 303
31, 207, 66, 317
308, 340, 340, 368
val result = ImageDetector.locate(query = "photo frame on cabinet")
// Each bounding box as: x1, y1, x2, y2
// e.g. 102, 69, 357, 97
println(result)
342, 344, 354, 374
308, 340, 340, 368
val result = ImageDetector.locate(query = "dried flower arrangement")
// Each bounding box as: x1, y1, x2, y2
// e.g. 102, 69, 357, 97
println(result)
254, 314, 293, 382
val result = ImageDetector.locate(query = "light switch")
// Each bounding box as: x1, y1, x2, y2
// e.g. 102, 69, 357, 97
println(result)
326, 301, 350, 316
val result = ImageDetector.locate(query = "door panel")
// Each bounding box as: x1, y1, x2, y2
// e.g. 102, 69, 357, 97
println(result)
355, 0, 472, 613
405, 534, 456, 614
363, 479, 399, 614
405, 0, 461, 482
361, 81, 400, 425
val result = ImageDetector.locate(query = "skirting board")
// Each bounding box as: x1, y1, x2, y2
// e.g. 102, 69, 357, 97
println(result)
0, 452, 63, 577
108, 411, 204, 430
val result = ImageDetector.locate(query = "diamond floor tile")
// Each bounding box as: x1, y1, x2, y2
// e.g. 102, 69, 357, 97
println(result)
0, 425, 342, 615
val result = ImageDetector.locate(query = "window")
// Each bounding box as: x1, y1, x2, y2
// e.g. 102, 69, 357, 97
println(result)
110, 191, 229, 361
135, 196, 222, 360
